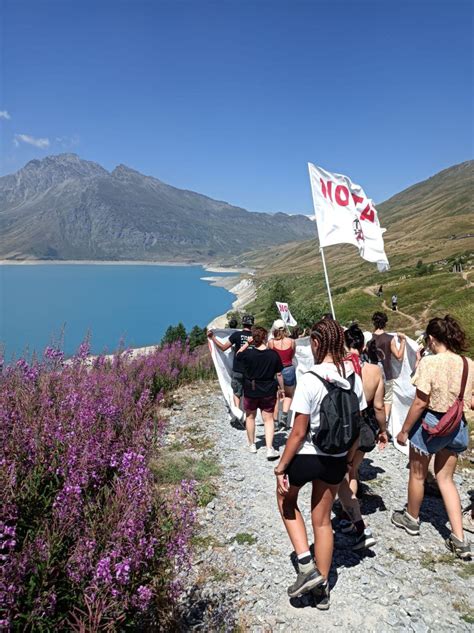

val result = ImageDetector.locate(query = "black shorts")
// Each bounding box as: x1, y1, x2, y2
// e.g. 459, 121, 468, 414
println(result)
286, 454, 347, 488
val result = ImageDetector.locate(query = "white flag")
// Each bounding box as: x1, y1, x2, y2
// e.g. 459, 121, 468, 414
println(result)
275, 301, 297, 326
308, 163, 389, 271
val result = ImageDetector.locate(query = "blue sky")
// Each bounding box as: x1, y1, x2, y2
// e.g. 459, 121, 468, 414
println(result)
1, 0, 472, 213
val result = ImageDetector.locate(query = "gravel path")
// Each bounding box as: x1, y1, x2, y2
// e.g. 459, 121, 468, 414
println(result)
166, 382, 473, 632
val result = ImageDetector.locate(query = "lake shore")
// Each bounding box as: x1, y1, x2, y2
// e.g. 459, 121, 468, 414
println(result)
0, 259, 250, 272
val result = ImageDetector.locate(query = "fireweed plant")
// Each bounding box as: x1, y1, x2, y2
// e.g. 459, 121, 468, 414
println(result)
0, 340, 213, 631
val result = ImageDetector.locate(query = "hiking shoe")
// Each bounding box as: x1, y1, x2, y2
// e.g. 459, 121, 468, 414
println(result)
287, 559, 324, 598
248, 443, 257, 454
339, 519, 355, 534
462, 509, 474, 534
312, 581, 330, 610
391, 509, 420, 536
266, 447, 279, 461
445, 533, 472, 560
352, 528, 376, 551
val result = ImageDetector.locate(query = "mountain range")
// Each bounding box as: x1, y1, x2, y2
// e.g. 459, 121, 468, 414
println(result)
0, 154, 314, 262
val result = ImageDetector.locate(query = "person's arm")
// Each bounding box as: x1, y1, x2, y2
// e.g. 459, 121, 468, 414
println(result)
276, 371, 285, 399
274, 412, 308, 495
396, 389, 430, 445
373, 372, 388, 449
391, 333, 406, 361
236, 337, 253, 354
207, 330, 233, 352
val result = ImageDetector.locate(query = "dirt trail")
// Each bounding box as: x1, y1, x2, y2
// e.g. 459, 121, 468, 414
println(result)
169, 382, 474, 632
461, 271, 474, 288
363, 286, 419, 328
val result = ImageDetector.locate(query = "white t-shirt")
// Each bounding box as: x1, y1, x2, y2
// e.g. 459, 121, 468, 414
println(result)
291, 361, 367, 457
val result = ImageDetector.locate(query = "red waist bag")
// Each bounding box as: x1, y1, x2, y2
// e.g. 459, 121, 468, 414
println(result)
422, 356, 468, 440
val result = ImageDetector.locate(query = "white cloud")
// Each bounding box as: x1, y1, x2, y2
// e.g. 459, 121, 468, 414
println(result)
14, 133, 50, 149
0, 110, 11, 120
55, 134, 80, 148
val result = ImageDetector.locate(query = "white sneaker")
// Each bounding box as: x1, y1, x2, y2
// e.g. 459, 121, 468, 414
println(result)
266, 447, 279, 460
248, 443, 257, 453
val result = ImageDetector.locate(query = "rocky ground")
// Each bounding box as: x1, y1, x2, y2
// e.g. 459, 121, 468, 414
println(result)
161, 381, 474, 632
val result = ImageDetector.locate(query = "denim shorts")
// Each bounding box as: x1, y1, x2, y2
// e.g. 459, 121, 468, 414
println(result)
282, 365, 296, 387
409, 410, 469, 456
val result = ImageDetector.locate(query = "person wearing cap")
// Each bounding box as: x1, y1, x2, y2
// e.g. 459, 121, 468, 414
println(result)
207, 314, 255, 410
268, 319, 296, 428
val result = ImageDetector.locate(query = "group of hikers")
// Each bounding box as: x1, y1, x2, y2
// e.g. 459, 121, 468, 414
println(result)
207, 311, 473, 610
376, 285, 398, 311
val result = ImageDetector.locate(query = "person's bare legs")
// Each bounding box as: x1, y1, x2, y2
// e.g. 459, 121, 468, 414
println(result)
262, 409, 275, 449
434, 449, 464, 540
233, 393, 241, 410
349, 450, 365, 497
245, 410, 256, 446
283, 385, 295, 414
407, 446, 431, 519
338, 473, 364, 525
277, 484, 310, 555
311, 480, 339, 579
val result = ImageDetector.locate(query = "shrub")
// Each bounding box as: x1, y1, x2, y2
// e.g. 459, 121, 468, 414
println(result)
0, 340, 212, 630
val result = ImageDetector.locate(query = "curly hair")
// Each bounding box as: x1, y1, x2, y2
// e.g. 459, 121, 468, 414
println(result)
372, 311, 388, 330
426, 315, 467, 354
310, 318, 346, 376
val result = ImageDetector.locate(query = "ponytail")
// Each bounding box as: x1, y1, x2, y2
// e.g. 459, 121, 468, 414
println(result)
365, 339, 381, 364
426, 315, 467, 354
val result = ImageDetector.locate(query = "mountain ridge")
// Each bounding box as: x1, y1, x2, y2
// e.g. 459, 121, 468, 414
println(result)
0, 154, 314, 262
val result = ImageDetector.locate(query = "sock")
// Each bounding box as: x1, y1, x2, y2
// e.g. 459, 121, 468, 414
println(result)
405, 510, 420, 523
354, 520, 365, 535
297, 551, 312, 565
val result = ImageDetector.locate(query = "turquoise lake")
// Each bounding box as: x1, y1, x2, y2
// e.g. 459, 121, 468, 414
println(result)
0, 264, 235, 359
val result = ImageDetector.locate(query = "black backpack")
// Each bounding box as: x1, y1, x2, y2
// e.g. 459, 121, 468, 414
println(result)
307, 371, 362, 455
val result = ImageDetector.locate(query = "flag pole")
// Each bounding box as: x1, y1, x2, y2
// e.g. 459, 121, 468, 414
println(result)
307, 162, 336, 319
319, 246, 336, 319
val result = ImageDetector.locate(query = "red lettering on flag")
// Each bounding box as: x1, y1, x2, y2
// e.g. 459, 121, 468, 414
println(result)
335, 185, 349, 206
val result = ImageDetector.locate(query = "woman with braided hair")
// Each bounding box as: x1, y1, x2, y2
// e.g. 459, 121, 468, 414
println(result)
274, 318, 366, 609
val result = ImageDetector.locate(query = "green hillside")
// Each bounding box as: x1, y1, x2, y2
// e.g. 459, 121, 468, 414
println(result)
229, 161, 474, 350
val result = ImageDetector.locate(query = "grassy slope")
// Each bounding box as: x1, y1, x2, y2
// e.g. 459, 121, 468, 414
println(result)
230, 161, 474, 350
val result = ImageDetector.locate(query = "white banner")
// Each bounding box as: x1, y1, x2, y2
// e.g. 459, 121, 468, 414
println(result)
275, 301, 297, 326
209, 330, 417, 458
308, 163, 389, 272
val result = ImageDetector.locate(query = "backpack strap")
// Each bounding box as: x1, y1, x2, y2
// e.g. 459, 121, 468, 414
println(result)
306, 370, 356, 390
306, 370, 335, 390
457, 357, 469, 402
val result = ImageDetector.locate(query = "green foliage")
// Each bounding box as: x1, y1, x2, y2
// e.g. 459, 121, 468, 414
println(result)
292, 300, 329, 329
161, 322, 187, 345
226, 310, 243, 326
152, 453, 221, 485
188, 325, 207, 350
231, 532, 257, 545
414, 259, 434, 277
